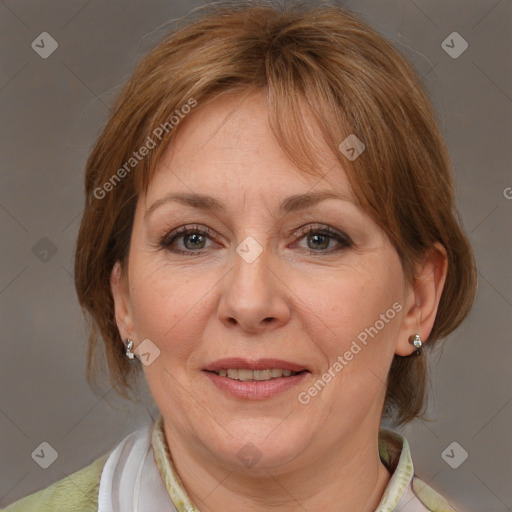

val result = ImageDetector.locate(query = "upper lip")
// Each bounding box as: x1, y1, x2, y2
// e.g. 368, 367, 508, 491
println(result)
203, 358, 310, 373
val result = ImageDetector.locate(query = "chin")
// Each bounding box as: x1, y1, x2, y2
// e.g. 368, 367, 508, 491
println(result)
197, 418, 313, 472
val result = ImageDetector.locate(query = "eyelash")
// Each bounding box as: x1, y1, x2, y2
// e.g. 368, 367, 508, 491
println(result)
158, 224, 352, 256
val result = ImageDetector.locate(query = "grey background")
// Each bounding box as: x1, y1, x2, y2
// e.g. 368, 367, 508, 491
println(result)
0, 0, 510, 510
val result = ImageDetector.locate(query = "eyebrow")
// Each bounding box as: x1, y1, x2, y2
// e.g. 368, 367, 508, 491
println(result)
144, 190, 357, 220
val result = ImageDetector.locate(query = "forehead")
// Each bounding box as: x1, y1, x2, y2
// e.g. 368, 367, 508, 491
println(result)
144, 91, 355, 210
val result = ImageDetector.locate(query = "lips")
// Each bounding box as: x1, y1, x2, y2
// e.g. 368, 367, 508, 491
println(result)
202, 358, 311, 398
203, 369, 309, 400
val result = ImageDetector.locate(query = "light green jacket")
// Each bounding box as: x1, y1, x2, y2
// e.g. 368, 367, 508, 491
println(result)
2, 453, 109, 512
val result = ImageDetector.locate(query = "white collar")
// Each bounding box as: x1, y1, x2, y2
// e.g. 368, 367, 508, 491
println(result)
97, 422, 177, 512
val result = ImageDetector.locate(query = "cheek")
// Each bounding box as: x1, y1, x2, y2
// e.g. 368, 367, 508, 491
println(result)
300, 273, 400, 421
127, 260, 213, 361
299, 260, 400, 358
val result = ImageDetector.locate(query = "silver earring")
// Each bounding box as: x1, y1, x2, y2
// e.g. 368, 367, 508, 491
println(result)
409, 333, 422, 351
125, 339, 136, 360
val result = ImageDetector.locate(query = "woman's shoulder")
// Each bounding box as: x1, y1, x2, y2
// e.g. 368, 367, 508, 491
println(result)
2, 451, 111, 512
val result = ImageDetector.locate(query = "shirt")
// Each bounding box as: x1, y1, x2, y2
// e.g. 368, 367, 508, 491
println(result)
2, 414, 458, 511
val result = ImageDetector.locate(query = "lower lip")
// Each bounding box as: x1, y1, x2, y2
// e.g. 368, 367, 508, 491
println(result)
203, 371, 309, 399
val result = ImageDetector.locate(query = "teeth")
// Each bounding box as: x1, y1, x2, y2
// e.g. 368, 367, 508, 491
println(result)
254, 369, 271, 381
214, 369, 300, 381
238, 369, 253, 381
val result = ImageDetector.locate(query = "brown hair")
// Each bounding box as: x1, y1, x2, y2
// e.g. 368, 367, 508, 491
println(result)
74, 0, 477, 425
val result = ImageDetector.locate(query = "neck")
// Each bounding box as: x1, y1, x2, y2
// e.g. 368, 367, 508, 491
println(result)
162, 422, 391, 512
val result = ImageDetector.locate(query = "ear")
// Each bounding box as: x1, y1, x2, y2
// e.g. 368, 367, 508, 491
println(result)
395, 242, 448, 356
110, 260, 136, 343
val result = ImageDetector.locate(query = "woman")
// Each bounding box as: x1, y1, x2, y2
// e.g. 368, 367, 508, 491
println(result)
3, 1, 477, 511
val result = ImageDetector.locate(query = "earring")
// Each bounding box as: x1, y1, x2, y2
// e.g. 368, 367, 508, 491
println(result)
409, 333, 423, 351
125, 339, 136, 360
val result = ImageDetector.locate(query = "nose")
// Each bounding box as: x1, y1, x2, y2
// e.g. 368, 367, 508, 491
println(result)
217, 244, 291, 334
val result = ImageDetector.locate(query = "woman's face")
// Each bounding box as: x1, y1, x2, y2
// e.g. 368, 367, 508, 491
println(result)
112, 91, 419, 472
